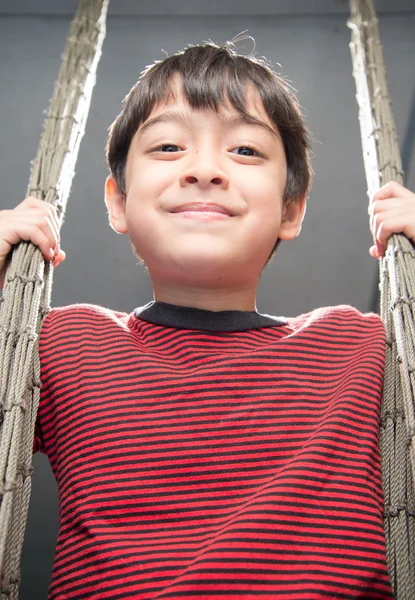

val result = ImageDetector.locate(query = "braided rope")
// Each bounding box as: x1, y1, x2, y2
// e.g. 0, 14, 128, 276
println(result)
348, 1, 415, 597
0, 1, 108, 596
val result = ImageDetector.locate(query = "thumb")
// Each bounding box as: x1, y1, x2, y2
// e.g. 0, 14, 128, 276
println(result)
53, 249, 66, 266
369, 245, 379, 259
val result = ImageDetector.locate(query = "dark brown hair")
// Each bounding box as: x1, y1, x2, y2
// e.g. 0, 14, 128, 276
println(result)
106, 42, 313, 265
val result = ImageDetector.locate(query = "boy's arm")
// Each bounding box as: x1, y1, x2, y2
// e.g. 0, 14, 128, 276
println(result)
0, 197, 65, 450
368, 181, 415, 258
0, 196, 65, 289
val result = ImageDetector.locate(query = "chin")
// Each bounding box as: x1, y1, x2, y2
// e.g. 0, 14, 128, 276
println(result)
148, 252, 244, 280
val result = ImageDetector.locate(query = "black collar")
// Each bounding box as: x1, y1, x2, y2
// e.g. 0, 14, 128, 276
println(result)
135, 301, 287, 332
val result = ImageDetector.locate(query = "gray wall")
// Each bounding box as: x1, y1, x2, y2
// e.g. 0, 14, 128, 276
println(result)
0, 3, 414, 598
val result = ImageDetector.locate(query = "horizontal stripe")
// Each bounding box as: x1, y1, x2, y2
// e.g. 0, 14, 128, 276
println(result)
37, 302, 391, 599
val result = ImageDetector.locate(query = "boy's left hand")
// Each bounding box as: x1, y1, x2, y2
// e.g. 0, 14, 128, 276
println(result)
369, 181, 415, 259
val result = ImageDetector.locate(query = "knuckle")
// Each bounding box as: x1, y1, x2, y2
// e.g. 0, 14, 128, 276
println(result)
38, 215, 48, 229
44, 214, 54, 228
26, 196, 42, 206
33, 225, 45, 239
373, 180, 398, 200
387, 180, 401, 195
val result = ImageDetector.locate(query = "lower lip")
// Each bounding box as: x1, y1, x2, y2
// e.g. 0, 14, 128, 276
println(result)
170, 210, 232, 221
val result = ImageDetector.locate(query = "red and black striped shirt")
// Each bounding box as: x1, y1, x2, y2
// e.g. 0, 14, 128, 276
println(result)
35, 301, 393, 599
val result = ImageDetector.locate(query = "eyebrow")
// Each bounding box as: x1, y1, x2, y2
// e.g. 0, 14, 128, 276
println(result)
136, 109, 279, 141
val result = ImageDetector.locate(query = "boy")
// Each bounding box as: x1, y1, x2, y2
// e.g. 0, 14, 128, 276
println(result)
1, 42, 415, 599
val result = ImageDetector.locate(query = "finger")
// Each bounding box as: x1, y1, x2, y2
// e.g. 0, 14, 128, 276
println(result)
369, 199, 404, 214
9, 224, 55, 261
42, 205, 61, 249
15, 200, 61, 249
15, 196, 49, 211
21, 210, 60, 253
369, 200, 408, 236
369, 245, 380, 259
33, 205, 61, 251
53, 249, 66, 267
372, 205, 414, 237
1, 212, 60, 261
368, 199, 390, 235
369, 245, 385, 259
12, 211, 60, 253
371, 181, 411, 203
43, 215, 60, 252
375, 215, 415, 253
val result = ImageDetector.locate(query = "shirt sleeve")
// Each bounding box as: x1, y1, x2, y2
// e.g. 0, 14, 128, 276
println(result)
33, 308, 56, 454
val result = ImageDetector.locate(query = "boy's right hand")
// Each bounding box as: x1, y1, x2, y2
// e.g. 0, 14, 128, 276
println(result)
0, 196, 66, 289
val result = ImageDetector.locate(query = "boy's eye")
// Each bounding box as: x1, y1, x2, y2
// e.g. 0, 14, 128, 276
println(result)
153, 144, 182, 152
231, 146, 261, 157
149, 144, 262, 157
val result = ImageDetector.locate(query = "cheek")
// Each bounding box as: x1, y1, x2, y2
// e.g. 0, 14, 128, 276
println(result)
126, 158, 166, 200
124, 167, 171, 256
243, 169, 284, 217
250, 203, 281, 243
238, 158, 285, 195
243, 171, 285, 242
124, 162, 168, 225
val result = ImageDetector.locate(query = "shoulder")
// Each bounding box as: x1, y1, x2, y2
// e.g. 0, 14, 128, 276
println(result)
40, 303, 130, 339
287, 304, 385, 339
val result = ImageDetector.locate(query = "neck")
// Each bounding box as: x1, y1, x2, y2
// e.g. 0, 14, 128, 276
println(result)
152, 283, 257, 312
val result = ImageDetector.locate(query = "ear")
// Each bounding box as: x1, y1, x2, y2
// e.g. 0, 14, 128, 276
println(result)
278, 193, 307, 241
105, 175, 128, 234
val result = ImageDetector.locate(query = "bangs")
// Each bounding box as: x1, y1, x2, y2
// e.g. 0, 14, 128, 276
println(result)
146, 69, 252, 118
132, 48, 277, 130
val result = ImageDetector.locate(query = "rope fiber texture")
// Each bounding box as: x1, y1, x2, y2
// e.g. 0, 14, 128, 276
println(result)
348, 1, 415, 598
0, 1, 108, 597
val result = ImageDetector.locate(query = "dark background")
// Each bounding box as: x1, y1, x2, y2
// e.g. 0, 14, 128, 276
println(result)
0, 0, 414, 597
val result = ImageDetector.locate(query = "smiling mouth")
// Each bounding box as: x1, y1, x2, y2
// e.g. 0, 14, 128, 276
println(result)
169, 201, 236, 216
169, 210, 232, 221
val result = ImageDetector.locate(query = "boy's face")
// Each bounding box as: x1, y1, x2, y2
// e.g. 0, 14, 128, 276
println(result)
106, 81, 306, 295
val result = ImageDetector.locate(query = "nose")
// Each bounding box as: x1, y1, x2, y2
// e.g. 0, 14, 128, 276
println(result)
179, 152, 229, 190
